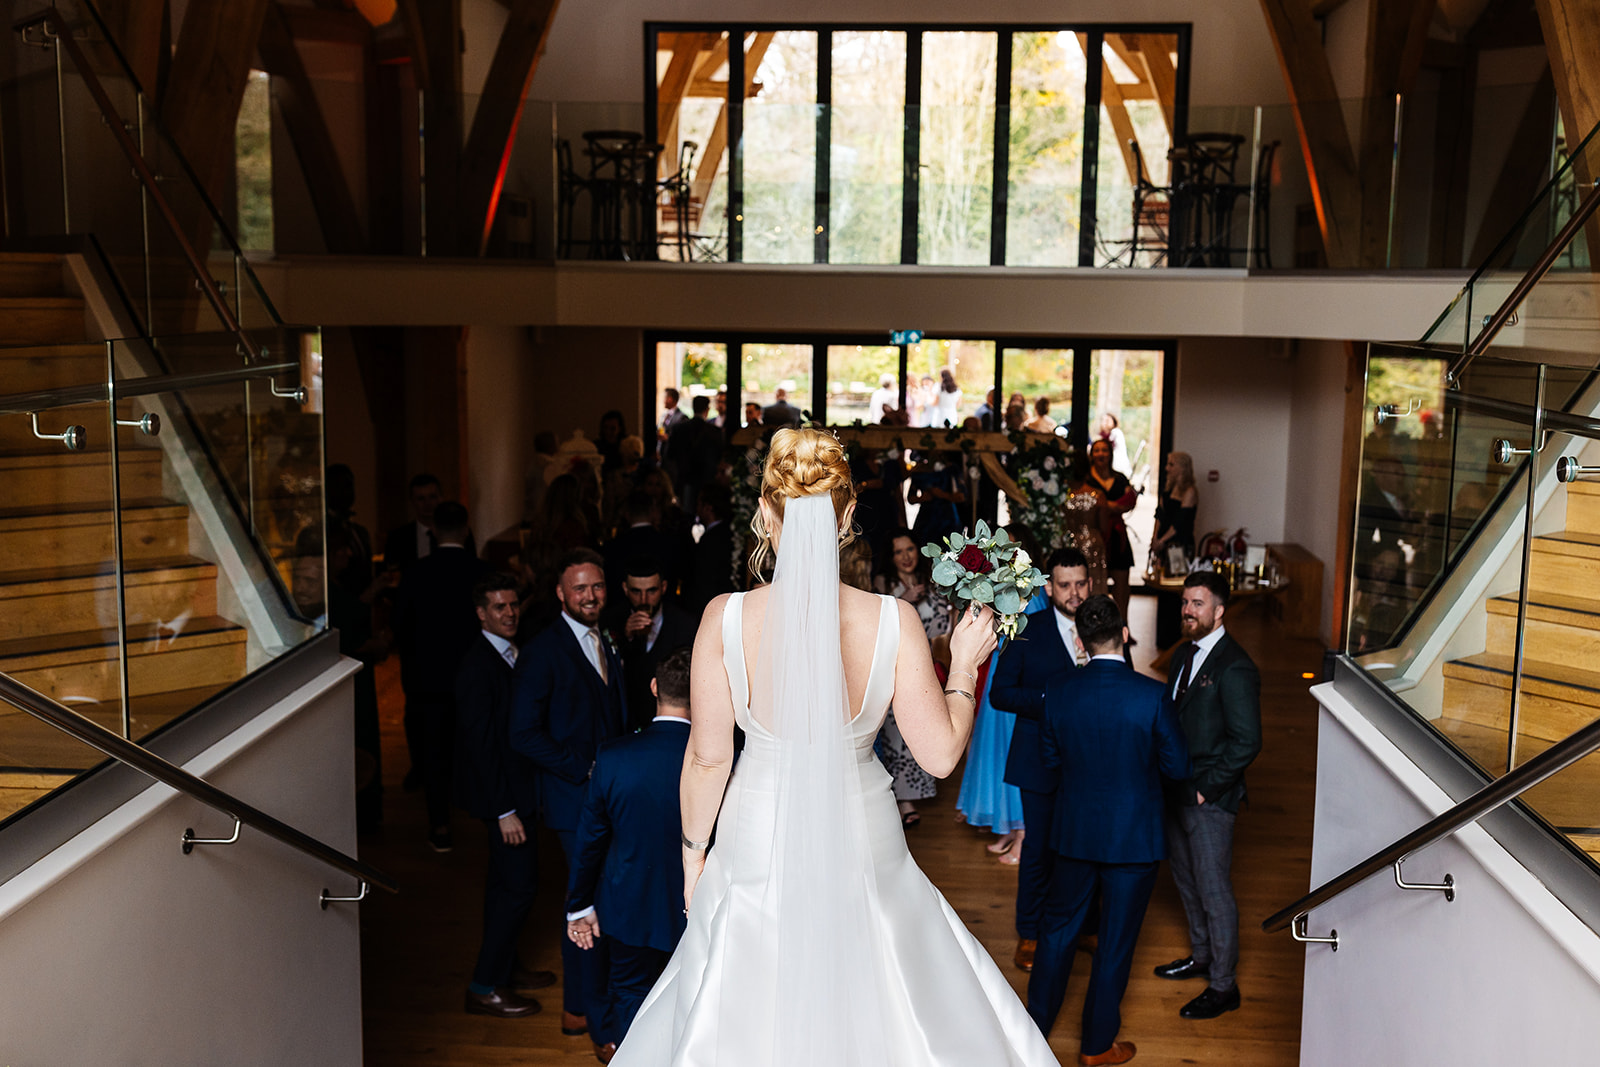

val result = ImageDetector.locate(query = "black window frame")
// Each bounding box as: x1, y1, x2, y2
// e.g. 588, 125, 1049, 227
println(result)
644, 21, 1193, 267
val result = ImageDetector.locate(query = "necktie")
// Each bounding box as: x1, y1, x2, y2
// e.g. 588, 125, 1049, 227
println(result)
502, 644, 517, 669
1068, 624, 1088, 667
587, 630, 608, 684
1175, 643, 1195, 702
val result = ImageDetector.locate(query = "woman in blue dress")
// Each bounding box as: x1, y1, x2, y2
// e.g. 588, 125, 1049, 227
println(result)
956, 589, 1047, 861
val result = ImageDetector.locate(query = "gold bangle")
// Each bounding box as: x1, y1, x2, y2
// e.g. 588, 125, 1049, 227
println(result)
943, 688, 976, 703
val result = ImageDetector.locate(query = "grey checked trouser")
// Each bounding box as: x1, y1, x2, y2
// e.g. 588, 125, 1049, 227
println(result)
1165, 802, 1239, 992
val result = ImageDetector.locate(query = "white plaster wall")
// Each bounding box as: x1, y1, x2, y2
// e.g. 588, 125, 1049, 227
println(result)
521, 0, 1289, 109
1173, 336, 1294, 546
1301, 691, 1600, 1067
1285, 339, 1351, 643
0, 662, 365, 1066
465, 324, 540, 542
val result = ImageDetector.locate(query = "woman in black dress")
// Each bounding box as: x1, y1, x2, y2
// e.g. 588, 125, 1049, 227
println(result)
1083, 437, 1139, 621
1153, 450, 1199, 560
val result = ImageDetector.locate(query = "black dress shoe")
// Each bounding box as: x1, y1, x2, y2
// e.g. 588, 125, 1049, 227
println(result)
1153, 956, 1210, 981
464, 988, 541, 1018
511, 965, 557, 991
427, 826, 454, 853
1179, 986, 1241, 1019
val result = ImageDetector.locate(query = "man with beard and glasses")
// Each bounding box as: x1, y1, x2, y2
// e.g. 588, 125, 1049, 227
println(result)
1152, 570, 1262, 1021
990, 546, 1092, 975
609, 556, 695, 731
511, 548, 628, 1040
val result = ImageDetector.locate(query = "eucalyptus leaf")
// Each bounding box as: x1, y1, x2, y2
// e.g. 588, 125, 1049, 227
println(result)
995, 587, 1022, 615
949, 531, 966, 551
921, 544, 940, 558
970, 579, 995, 604
974, 519, 991, 540
932, 559, 961, 585
994, 527, 1010, 544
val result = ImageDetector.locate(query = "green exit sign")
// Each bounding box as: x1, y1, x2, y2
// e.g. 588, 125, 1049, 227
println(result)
890, 330, 923, 345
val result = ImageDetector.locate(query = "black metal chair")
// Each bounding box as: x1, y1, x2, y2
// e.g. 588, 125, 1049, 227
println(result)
555, 138, 595, 258
1249, 139, 1281, 269
1129, 138, 1171, 267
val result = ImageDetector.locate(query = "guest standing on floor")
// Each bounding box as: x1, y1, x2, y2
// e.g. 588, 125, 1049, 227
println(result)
990, 547, 1092, 973
876, 528, 949, 826
956, 588, 1046, 861
608, 555, 695, 732
1151, 451, 1200, 649
685, 484, 735, 617
510, 549, 628, 1039
454, 573, 556, 1019
392, 501, 489, 853
1027, 596, 1190, 1066
1155, 571, 1262, 1021
565, 649, 695, 1064
1083, 439, 1138, 624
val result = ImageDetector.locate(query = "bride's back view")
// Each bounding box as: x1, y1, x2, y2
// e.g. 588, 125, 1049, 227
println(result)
613, 428, 1059, 1067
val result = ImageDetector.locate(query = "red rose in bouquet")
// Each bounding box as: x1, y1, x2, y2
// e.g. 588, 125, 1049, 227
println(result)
956, 544, 994, 574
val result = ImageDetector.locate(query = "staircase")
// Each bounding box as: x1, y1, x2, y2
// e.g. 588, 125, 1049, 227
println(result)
0, 252, 247, 820
1437, 479, 1600, 857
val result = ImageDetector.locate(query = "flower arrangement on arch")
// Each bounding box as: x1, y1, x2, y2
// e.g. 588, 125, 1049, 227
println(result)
921, 520, 1048, 639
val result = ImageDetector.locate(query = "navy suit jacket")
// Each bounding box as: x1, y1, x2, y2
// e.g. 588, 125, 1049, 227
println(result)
453, 635, 539, 821
509, 615, 628, 831
392, 545, 491, 699
1040, 658, 1191, 864
989, 607, 1079, 793
566, 719, 692, 953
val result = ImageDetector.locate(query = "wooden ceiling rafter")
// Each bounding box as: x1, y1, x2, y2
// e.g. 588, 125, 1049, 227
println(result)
657, 32, 709, 175
691, 32, 773, 205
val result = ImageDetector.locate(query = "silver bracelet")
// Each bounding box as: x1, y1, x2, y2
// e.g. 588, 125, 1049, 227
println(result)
943, 688, 976, 703
949, 668, 977, 684
681, 831, 709, 851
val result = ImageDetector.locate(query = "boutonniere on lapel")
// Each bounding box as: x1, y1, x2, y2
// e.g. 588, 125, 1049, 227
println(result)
600, 629, 621, 658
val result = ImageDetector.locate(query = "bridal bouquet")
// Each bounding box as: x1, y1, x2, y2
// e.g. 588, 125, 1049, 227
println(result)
922, 521, 1047, 639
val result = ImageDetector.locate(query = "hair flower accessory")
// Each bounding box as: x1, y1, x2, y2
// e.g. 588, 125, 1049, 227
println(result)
922, 520, 1047, 639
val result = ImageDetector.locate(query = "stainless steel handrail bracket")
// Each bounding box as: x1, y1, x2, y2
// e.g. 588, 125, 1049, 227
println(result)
320, 881, 370, 909
1393, 854, 1455, 902
29, 411, 85, 450
182, 817, 242, 854
1291, 914, 1339, 951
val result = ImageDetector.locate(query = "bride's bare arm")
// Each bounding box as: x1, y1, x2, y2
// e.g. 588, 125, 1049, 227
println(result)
889, 601, 998, 777
681, 594, 738, 905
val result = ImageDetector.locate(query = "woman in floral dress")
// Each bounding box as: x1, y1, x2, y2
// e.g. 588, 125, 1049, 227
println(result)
874, 528, 950, 825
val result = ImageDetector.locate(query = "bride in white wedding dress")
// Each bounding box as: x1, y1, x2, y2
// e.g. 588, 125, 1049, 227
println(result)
613, 428, 1060, 1067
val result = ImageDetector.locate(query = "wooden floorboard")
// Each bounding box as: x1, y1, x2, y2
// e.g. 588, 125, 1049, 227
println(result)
359, 595, 1321, 1066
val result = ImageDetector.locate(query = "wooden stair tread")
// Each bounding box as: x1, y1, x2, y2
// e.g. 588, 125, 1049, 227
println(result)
1444, 652, 1600, 702
0, 448, 161, 466
0, 497, 183, 526
0, 296, 82, 309
1536, 530, 1600, 553
0, 684, 230, 774
0, 615, 245, 663
1487, 591, 1600, 627
0, 553, 215, 588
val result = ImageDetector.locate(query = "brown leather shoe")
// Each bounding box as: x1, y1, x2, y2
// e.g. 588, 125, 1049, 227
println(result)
511, 966, 557, 991
1014, 939, 1037, 972
1079, 1039, 1136, 1065
594, 1040, 618, 1064
463, 988, 541, 1018
561, 1011, 589, 1036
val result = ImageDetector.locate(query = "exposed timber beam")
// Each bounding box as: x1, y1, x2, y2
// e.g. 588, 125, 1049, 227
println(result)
1358, 0, 1437, 267
692, 32, 773, 205
1467, 68, 1558, 266
1258, 0, 1362, 267
257, 2, 367, 253
458, 0, 563, 256
1100, 63, 1141, 185
161, 0, 272, 212
278, 4, 372, 45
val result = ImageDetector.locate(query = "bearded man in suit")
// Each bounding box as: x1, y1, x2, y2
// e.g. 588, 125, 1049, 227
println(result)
510, 548, 628, 1038
1152, 570, 1262, 1021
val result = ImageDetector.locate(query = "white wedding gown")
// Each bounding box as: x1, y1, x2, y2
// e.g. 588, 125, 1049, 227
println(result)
613, 590, 1060, 1067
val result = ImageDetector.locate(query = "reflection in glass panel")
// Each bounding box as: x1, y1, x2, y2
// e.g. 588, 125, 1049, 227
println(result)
235, 70, 273, 252
1089, 349, 1164, 573
741, 343, 814, 421
1002, 349, 1072, 435
1007, 33, 1086, 266
920, 32, 997, 265
655, 342, 729, 430
826, 345, 901, 425
743, 31, 818, 263
831, 30, 905, 264
1093, 33, 1177, 267
907, 339, 994, 428
656, 31, 733, 261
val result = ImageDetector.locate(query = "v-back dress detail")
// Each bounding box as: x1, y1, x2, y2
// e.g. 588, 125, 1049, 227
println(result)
612, 592, 1060, 1066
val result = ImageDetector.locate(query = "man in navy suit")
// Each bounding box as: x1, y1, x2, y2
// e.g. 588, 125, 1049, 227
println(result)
392, 500, 489, 852
565, 648, 694, 1063
511, 548, 629, 1039
454, 573, 554, 1019
1027, 596, 1190, 1066
607, 556, 697, 732
989, 546, 1091, 973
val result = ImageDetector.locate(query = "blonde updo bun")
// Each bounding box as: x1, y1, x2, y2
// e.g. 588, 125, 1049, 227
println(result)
749, 427, 856, 580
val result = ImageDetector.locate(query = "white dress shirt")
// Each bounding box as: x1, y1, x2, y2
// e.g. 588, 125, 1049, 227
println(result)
562, 611, 608, 681
414, 519, 432, 560
482, 629, 518, 819
1174, 625, 1227, 699
1054, 608, 1088, 667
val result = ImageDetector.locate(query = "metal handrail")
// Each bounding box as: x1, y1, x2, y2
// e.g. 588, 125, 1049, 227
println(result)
0, 672, 396, 895
1445, 177, 1600, 387
14, 7, 263, 361
0, 362, 299, 418
1262, 705, 1600, 933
